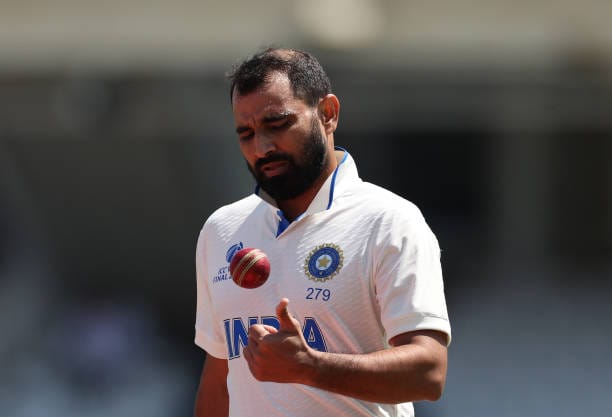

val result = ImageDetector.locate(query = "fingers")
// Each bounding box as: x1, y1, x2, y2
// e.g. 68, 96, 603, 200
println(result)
245, 327, 261, 367
248, 324, 270, 346
248, 298, 298, 340
276, 298, 295, 330
262, 324, 279, 334
243, 344, 262, 380
243, 344, 252, 361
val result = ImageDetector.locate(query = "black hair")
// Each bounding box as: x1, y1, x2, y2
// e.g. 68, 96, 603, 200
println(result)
227, 47, 332, 106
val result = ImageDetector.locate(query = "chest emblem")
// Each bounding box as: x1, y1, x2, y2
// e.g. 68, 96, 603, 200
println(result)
304, 243, 344, 282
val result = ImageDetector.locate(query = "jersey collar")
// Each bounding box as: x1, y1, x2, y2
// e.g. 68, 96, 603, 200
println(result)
255, 147, 358, 217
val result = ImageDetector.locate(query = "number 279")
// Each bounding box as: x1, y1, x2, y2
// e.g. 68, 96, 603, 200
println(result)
306, 287, 331, 301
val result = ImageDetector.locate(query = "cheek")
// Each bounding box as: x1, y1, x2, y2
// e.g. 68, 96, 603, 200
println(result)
238, 141, 254, 162
284, 126, 310, 149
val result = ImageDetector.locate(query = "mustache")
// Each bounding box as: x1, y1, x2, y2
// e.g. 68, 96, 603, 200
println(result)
254, 153, 292, 171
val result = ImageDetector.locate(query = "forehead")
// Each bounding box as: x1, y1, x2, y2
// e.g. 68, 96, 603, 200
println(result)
232, 73, 308, 121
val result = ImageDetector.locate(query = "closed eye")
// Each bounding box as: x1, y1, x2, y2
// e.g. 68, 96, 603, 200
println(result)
264, 114, 295, 131
236, 126, 253, 141
269, 120, 289, 130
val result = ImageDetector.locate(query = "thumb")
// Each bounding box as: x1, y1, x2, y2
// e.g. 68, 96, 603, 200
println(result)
276, 298, 299, 332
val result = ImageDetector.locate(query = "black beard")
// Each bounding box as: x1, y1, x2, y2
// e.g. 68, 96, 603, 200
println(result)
248, 120, 327, 202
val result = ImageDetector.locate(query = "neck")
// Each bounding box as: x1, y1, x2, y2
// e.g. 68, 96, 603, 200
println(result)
276, 150, 338, 221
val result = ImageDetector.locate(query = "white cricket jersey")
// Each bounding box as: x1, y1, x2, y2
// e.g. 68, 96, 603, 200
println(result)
195, 148, 451, 417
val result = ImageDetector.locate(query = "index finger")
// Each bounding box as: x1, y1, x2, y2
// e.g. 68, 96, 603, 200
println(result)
248, 323, 271, 340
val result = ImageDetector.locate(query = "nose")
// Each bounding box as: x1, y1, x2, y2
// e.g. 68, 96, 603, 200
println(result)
253, 133, 276, 159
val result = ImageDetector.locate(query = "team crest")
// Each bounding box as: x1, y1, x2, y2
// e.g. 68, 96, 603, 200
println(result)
304, 243, 344, 282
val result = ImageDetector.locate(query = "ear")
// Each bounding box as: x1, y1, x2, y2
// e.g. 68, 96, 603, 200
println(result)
318, 94, 340, 134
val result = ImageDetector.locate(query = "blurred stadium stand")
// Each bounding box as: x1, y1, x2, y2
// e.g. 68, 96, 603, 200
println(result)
1, 1, 611, 416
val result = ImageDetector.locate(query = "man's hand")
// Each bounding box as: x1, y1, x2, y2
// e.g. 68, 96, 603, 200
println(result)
243, 298, 316, 384
242, 298, 447, 403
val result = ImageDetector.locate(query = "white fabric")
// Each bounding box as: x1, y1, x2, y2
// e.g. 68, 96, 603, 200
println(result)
195, 149, 451, 417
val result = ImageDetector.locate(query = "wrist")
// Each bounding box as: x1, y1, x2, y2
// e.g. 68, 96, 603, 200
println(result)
300, 347, 324, 386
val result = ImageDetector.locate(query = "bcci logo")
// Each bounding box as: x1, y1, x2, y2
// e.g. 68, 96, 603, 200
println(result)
304, 243, 344, 282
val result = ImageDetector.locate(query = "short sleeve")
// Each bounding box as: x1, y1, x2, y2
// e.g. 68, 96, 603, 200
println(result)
194, 223, 230, 358
372, 206, 451, 345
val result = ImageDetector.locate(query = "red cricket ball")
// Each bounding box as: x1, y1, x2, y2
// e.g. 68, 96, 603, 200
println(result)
229, 247, 271, 289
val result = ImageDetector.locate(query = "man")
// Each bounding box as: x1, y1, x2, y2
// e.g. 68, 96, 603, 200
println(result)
194, 48, 451, 417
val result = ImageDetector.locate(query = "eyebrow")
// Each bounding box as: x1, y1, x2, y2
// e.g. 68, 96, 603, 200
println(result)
262, 111, 294, 123
235, 111, 295, 134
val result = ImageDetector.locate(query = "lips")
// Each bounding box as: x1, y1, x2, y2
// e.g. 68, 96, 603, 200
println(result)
260, 160, 289, 177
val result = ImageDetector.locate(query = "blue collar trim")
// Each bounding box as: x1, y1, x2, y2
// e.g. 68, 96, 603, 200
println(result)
327, 147, 348, 210
276, 210, 291, 237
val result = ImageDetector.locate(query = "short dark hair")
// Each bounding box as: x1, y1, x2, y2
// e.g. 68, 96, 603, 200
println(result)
227, 47, 332, 107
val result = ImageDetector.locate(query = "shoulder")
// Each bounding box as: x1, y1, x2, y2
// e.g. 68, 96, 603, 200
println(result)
346, 184, 442, 271
207, 194, 262, 221
342, 181, 437, 247
348, 181, 426, 223
199, 194, 264, 238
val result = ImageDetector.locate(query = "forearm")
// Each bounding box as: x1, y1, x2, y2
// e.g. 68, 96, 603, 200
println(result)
302, 331, 447, 404
194, 355, 229, 417
195, 382, 228, 417
245, 300, 448, 404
